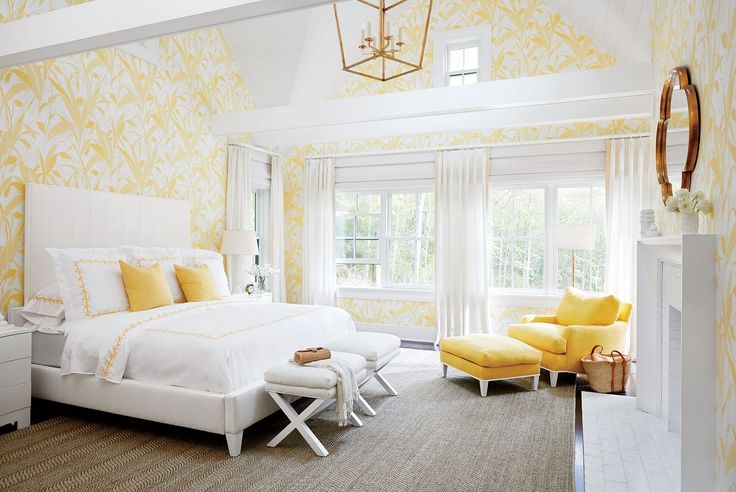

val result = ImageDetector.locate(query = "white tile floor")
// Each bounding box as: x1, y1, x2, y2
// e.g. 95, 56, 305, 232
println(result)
582, 392, 680, 492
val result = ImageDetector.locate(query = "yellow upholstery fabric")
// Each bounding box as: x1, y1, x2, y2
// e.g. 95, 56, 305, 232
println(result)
520, 313, 557, 324
119, 261, 174, 312
439, 334, 542, 368
507, 323, 567, 354
618, 303, 633, 322
556, 287, 621, 326
174, 264, 221, 302
440, 351, 540, 381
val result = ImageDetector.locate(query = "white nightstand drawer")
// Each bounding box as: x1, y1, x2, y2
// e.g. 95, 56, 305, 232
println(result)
0, 332, 31, 363
0, 357, 31, 388
0, 382, 31, 415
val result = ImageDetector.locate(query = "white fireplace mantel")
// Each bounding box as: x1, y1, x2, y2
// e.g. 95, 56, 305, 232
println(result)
636, 234, 717, 490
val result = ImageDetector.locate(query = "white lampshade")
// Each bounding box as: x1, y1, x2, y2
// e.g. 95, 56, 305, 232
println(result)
220, 229, 259, 255
551, 224, 596, 250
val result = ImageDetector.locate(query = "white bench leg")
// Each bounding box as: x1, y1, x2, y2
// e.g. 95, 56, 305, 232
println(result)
349, 412, 363, 427
355, 392, 376, 417
441, 363, 448, 378
479, 380, 489, 397
374, 372, 398, 396
267, 392, 330, 457
532, 375, 539, 391
225, 431, 243, 457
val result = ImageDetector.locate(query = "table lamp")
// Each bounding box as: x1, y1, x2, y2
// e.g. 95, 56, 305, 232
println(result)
221, 230, 259, 291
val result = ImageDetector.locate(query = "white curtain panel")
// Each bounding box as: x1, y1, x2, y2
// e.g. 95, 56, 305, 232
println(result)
303, 158, 336, 306
604, 137, 650, 356
269, 156, 286, 302
435, 148, 492, 340
225, 145, 252, 293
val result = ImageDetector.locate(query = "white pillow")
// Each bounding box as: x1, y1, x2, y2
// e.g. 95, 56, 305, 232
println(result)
23, 283, 64, 318
47, 247, 133, 321
129, 247, 186, 303
180, 249, 231, 298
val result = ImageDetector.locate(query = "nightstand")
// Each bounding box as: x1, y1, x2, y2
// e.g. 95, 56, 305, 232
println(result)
232, 292, 273, 303
0, 326, 32, 431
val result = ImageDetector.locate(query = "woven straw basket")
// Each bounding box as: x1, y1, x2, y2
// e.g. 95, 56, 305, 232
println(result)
581, 345, 631, 393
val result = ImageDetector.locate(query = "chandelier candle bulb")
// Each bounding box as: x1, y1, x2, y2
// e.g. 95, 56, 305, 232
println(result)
398, 27, 403, 43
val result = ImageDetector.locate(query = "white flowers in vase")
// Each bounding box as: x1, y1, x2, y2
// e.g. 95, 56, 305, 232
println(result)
664, 189, 712, 234
246, 263, 280, 293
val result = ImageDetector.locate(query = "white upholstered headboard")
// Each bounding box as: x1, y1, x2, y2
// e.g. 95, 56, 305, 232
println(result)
24, 184, 191, 303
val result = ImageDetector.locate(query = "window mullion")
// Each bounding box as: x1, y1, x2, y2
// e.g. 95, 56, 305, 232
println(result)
545, 184, 557, 294
380, 192, 389, 288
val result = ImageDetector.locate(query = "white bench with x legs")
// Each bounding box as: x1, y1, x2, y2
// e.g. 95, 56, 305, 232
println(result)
263, 352, 374, 457
326, 332, 401, 401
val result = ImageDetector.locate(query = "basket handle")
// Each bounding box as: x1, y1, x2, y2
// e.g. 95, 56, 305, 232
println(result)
609, 350, 627, 392
589, 345, 604, 356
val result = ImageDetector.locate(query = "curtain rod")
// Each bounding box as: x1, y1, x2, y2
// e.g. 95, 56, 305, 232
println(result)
305, 131, 653, 160
227, 142, 281, 158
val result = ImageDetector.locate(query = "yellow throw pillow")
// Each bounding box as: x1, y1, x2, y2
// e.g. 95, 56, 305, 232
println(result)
119, 261, 174, 312
174, 264, 221, 302
556, 287, 621, 326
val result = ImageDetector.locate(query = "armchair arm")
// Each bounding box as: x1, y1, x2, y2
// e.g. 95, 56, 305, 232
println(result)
520, 313, 558, 324
562, 321, 629, 372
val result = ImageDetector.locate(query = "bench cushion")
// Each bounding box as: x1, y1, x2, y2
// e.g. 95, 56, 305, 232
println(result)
264, 351, 366, 390
326, 332, 401, 363
439, 334, 541, 368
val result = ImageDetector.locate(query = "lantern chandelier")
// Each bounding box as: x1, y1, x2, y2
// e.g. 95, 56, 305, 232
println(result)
333, 0, 433, 82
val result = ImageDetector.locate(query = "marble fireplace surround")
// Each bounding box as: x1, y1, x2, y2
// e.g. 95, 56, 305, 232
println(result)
636, 234, 717, 490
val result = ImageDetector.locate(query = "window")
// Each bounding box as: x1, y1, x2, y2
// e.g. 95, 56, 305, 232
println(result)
250, 191, 269, 265
432, 26, 491, 88
336, 191, 435, 289
489, 183, 605, 294
447, 44, 479, 86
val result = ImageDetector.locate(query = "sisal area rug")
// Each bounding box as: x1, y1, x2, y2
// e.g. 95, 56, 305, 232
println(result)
0, 349, 575, 491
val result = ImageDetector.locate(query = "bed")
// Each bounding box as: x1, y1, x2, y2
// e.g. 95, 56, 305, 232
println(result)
23, 184, 355, 456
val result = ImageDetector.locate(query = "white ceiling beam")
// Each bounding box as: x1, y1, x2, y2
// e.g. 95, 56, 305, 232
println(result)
0, 0, 344, 68
210, 64, 654, 144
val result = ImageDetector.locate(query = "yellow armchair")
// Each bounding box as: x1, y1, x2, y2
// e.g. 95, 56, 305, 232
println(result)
508, 290, 632, 387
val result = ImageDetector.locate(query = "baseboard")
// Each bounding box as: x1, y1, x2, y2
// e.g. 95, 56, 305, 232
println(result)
355, 323, 435, 343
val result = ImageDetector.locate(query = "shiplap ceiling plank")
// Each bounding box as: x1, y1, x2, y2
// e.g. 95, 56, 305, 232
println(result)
0, 0, 344, 68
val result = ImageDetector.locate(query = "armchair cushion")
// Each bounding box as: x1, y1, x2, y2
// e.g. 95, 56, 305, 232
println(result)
507, 323, 567, 354
520, 314, 557, 324
556, 287, 620, 326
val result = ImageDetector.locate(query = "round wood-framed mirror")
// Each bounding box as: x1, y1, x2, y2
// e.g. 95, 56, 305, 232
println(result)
655, 66, 700, 204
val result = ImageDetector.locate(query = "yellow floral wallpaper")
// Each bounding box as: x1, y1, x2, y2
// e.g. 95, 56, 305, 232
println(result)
0, 2, 255, 310
651, 1, 736, 487
335, 0, 615, 98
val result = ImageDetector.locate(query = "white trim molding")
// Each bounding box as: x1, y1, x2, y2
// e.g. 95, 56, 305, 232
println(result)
337, 287, 434, 303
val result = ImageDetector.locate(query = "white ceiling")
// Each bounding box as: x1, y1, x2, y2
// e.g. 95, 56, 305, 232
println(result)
219, 0, 654, 108
545, 0, 652, 65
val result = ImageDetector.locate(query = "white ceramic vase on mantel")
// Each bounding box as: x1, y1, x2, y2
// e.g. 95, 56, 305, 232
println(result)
680, 212, 699, 234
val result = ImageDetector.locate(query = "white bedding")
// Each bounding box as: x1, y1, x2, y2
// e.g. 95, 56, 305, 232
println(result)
61, 299, 355, 393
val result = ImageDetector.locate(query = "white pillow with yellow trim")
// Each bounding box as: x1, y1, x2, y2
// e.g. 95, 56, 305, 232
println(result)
21, 283, 66, 333
129, 247, 185, 303
46, 247, 133, 321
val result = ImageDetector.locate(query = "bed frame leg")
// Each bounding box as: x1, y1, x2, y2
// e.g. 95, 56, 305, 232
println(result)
226, 431, 243, 457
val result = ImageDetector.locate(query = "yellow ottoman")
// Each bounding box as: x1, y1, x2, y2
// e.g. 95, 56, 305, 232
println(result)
439, 334, 542, 396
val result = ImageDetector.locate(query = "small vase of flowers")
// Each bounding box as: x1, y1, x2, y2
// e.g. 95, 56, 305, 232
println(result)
664, 189, 712, 234
247, 264, 280, 293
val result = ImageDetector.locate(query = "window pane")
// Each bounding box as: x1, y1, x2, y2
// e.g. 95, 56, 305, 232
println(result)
250, 192, 257, 230
449, 48, 464, 71
337, 264, 378, 287
336, 215, 354, 237
357, 193, 380, 213
464, 47, 478, 70
389, 239, 434, 286
556, 186, 606, 292
491, 188, 544, 238
448, 74, 463, 86
390, 192, 434, 237
336, 239, 354, 259
336, 193, 356, 214
491, 239, 544, 289
463, 72, 478, 85
355, 239, 378, 259
356, 215, 379, 238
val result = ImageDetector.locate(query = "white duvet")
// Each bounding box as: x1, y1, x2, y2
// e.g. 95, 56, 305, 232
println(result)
61, 299, 355, 393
